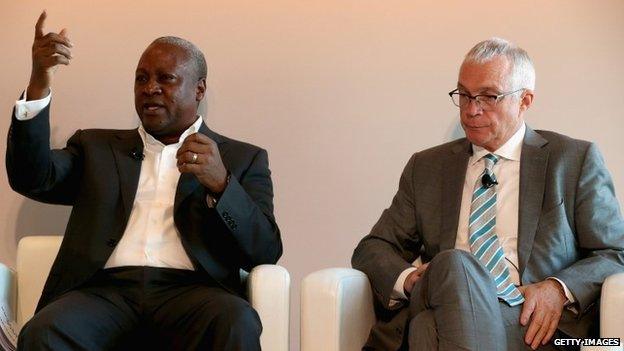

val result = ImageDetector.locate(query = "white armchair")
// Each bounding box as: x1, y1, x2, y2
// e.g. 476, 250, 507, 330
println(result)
0, 236, 290, 351
301, 268, 624, 351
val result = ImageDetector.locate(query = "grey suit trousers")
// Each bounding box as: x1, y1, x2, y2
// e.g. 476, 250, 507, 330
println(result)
408, 250, 566, 351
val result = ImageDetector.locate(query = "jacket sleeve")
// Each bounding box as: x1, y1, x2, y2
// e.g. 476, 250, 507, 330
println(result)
6, 103, 83, 205
214, 148, 282, 270
352, 153, 422, 308
553, 143, 624, 314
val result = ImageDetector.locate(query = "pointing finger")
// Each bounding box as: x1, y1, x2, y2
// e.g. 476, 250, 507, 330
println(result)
35, 10, 46, 39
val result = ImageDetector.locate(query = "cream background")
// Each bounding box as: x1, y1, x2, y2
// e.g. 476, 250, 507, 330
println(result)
1, 1, 623, 349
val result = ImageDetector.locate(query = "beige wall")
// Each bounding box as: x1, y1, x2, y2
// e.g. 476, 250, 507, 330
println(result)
1, 1, 623, 349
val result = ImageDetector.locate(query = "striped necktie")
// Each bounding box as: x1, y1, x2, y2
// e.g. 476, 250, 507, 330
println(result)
468, 153, 524, 306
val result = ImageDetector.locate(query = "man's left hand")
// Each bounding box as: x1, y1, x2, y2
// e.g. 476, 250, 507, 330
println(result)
518, 280, 567, 350
177, 133, 228, 194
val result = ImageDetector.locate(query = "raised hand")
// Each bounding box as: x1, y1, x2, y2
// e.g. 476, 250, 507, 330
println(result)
176, 133, 228, 194
27, 11, 73, 100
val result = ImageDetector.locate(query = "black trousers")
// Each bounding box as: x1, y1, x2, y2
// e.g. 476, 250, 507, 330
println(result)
17, 266, 262, 351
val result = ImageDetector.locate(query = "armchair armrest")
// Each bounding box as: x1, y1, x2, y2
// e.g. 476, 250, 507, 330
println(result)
601, 272, 624, 341
301, 268, 375, 351
247, 264, 290, 351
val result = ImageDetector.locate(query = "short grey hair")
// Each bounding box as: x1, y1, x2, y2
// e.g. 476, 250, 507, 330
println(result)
151, 36, 207, 80
464, 37, 535, 91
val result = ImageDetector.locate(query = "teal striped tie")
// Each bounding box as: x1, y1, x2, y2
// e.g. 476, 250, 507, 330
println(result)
469, 153, 524, 306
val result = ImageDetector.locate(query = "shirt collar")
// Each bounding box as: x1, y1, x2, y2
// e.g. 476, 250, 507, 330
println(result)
470, 122, 526, 165
138, 116, 204, 149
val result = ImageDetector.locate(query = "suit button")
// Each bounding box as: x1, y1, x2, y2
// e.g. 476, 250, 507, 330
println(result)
106, 239, 117, 247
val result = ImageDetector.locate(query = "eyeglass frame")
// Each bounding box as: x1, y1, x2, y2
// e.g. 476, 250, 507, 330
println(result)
448, 88, 525, 109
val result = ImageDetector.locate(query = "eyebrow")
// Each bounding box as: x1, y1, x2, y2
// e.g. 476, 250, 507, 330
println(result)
457, 83, 502, 95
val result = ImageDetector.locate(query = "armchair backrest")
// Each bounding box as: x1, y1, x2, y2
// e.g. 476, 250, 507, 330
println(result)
15, 236, 62, 327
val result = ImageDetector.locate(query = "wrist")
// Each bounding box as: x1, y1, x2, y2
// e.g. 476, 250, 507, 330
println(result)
403, 270, 418, 296
548, 279, 567, 303
26, 79, 50, 101
210, 172, 230, 199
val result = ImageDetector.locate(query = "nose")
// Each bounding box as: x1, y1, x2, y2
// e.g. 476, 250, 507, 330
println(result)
463, 97, 482, 117
143, 79, 162, 95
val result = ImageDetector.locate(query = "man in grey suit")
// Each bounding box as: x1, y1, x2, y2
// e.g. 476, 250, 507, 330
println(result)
352, 38, 624, 351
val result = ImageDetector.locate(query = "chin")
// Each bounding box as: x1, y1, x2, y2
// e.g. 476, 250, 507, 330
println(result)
140, 120, 165, 134
465, 131, 482, 142
466, 134, 491, 148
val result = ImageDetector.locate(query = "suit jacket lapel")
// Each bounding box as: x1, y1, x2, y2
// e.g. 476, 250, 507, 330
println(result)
110, 129, 143, 222
174, 123, 227, 213
517, 126, 549, 278
439, 140, 471, 251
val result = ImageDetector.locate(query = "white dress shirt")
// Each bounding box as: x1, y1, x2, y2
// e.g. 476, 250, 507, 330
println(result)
104, 117, 202, 269
392, 123, 574, 306
455, 123, 525, 285
15, 91, 201, 270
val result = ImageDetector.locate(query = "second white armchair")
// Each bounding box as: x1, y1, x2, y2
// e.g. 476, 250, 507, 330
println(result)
301, 268, 624, 351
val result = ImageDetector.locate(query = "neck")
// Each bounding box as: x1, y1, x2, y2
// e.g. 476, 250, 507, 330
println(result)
146, 115, 199, 145
483, 120, 524, 152
155, 134, 183, 145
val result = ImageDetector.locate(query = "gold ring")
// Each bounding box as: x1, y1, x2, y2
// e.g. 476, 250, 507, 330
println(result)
191, 153, 198, 164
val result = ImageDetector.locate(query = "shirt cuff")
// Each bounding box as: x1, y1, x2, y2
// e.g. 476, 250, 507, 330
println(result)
389, 266, 418, 308
15, 89, 51, 120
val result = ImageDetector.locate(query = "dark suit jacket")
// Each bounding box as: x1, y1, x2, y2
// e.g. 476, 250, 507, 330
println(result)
352, 126, 624, 350
6, 102, 282, 312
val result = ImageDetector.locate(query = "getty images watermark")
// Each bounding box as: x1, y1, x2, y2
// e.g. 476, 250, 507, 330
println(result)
553, 337, 621, 347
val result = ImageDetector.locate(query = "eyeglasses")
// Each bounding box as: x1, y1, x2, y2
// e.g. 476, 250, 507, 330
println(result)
448, 88, 524, 110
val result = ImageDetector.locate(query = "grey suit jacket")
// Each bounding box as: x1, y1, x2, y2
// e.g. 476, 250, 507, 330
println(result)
352, 126, 624, 350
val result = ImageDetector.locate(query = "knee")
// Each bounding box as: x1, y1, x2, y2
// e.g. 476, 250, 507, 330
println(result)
18, 311, 56, 347
425, 249, 494, 288
214, 300, 262, 337
429, 249, 477, 271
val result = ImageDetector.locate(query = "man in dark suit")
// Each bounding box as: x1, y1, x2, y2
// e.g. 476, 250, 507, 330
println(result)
6, 11, 281, 350
352, 38, 624, 350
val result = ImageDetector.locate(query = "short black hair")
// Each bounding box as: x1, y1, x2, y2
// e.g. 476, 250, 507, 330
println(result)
150, 36, 207, 80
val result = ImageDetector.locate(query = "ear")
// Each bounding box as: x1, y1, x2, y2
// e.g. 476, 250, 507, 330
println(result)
519, 89, 534, 113
196, 78, 206, 102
